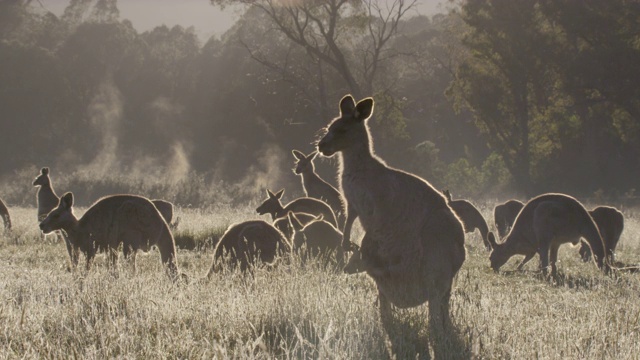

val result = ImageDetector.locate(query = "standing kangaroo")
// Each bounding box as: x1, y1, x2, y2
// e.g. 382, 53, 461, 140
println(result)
33, 167, 68, 250
493, 199, 525, 239
317, 94, 466, 357
292, 150, 345, 226
442, 190, 492, 250
488, 193, 609, 276
0, 197, 11, 230
256, 189, 338, 228
39, 192, 180, 279
579, 206, 624, 263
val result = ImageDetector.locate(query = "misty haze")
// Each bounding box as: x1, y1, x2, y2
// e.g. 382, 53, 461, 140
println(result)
2, 1, 640, 358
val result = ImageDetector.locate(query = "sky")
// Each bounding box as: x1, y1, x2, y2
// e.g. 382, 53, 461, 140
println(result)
38, 0, 447, 42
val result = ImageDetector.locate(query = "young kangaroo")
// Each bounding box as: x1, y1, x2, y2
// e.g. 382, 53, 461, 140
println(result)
493, 199, 525, 239
579, 206, 624, 263
292, 150, 345, 226
442, 190, 492, 250
488, 193, 609, 276
273, 211, 318, 242
256, 189, 338, 228
317, 94, 466, 357
207, 220, 291, 276
39, 192, 180, 279
0, 197, 11, 230
287, 212, 345, 266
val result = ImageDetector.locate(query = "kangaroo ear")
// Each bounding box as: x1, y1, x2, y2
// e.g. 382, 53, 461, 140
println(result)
41, 167, 49, 175
267, 189, 275, 198
275, 189, 284, 199
354, 98, 374, 122
60, 192, 74, 209
339, 94, 356, 116
292, 150, 305, 160
308, 151, 318, 161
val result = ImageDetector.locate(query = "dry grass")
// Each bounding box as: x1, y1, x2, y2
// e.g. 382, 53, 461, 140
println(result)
1, 204, 640, 359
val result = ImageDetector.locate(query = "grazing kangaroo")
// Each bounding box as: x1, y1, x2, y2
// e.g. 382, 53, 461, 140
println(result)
579, 206, 624, 263
442, 190, 492, 250
493, 199, 525, 239
287, 212, 345, 265
488, 193, 608, 276
207, 220, 291, 275
256, 189, 338, 228
39, 192, 180, 278
151, 199, 180, 230
292, 150, 345, 226
317, 94, 466, 357
0, 197, 11, 230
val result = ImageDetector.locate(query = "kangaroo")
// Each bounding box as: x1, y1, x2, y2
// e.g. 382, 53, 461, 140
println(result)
493, 199, 525, 239
207, 220, 291, 275
442, 190, 492, 250
151, 199, 180, 230
256, 189, 338, 228
0, 197, 11, 230
317, 94, 466, 357
287, 212, 345, 266
488, 193, 608, 276
579, 206, 624, 263
273, 211, 318, 242
33, 167, 68, 250
292, 150, 345, 226
39, 192, 180, 279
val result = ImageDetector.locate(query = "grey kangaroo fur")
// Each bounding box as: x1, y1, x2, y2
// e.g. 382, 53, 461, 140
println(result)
488, 193, 609, 276
39, 192, 180, 279
442, 190, 492, 250
287, 212, 345, 266
493, 199, 623, 264
493, 199, 525, 239
0, 197, 11, 230
292, 150, 345, 227
256, 189, 338, 228
580, 206, 624, 263
207, 220, 291, 275
151, 199, 180, 230
317, 94, 466, 357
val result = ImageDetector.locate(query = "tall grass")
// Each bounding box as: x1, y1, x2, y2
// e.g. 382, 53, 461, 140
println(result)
1, 203, 640, 358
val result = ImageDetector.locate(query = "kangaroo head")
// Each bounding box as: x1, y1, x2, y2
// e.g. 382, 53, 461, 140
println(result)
33, 167, 50, 187
40, 192, 75, 234
292, 150, 317, 175
487, 232, 506, 271
256, 189, 285, 218
317, 95, 374, 157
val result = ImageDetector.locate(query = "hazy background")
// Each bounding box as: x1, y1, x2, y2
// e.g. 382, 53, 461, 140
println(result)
1, 0, 638, 208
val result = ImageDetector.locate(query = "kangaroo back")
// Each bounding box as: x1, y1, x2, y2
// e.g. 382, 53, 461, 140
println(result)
283, 198, 338, 227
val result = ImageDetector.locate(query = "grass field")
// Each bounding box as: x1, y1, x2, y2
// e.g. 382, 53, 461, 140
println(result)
1, 203, 640, 359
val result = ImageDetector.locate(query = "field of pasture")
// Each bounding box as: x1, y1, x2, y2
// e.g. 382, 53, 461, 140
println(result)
1, 202, 640, 359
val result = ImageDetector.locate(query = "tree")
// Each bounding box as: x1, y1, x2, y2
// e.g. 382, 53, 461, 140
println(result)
449, 0, 550, 194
